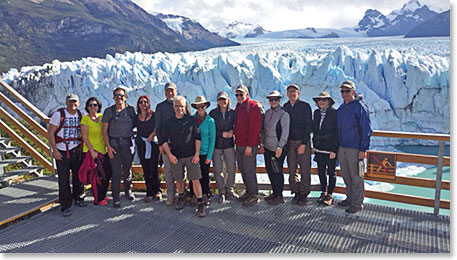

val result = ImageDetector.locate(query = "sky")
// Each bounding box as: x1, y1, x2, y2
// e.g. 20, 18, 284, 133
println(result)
132, 0, 450, 31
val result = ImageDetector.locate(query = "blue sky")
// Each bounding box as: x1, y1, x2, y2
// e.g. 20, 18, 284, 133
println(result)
132, 0, 450, 31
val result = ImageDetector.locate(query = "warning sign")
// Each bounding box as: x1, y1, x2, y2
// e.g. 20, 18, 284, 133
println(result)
366, 152, 396, 180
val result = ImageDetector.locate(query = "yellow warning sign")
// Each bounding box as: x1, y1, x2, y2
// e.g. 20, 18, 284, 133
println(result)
366, 152, 396, 180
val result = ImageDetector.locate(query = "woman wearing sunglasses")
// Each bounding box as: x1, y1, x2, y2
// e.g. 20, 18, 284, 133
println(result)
311, 92, 338, 206
134, 95, 162, 203
80, 97, 112, 206
189, 96, 216, 206
259, 90, 290, 206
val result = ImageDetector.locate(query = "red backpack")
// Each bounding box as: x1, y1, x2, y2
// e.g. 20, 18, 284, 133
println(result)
54, 108, 83, 158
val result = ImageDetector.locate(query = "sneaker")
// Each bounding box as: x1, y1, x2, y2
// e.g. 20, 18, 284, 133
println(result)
144, 196, 154, 203
74, 200, 87, 207
226, 190, 239, 200
175, 195, 185, 210
104, 197, 110, 202
61, 208, 72, 217
203, 194, 210, 206
165, 196, 174, 206
291, 193, 300, 205
196, 202, 207, 218
317, 192, 326, 204
238, 192, 250, 202
323, 194, 333, 206
125, 192, 136, 200
337, 199, 351, 207
98, 200, 108, 206
242, 194, 259, 207
113, 201, 121, 208
217, 194, 226, 204
345, 206, 362, 214
154, 193, 163, 201
267, 195, 284, 206
264, 193, 276, 202
297, 194, 307, 206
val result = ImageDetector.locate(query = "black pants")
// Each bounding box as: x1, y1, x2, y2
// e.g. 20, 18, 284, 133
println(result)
82, 152, 112, 203
56, 146, 84, 211
109, 138, 134, 203
264, 148, 286, 196
137, 141, 161, 196
315, 153, 337, 194
190, 154, 210, 196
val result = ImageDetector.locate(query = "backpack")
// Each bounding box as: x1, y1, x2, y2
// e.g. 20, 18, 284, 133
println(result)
54, 108, 83, 159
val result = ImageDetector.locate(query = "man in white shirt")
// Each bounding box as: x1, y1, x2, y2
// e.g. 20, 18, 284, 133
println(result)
47, 93, 86, 217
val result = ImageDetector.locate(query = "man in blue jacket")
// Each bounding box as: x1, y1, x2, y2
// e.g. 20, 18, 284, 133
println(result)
337, 80, 372, 214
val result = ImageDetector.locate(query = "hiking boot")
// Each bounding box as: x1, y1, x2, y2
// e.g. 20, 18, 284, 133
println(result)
242, 194, 259, 207
264, 193, 276, 202
345, 206, 362, 214
268, 195, 284, 206
291, 193, 300, 205
196, 202, 207, 218
154, 193, 163, 201
144, 196, 154, 203
226, 190, 239, 200
74, 199, 87, 207
203, 194, 210, 206
165, 195, 175, 206
125, 192, 136, 200
113, 201, 121, 208
323, 194, 333, 206
238, 192, 250, 202
297, 194, 307, 206
175, 195, 185, 210
61, 208, 72, 217
217, 194, 226, 204
317, 192, 326, 204
337, 199, 351, 207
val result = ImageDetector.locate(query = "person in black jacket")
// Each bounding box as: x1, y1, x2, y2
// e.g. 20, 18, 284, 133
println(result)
312, 92, 338, 206
209, 91, 238, 203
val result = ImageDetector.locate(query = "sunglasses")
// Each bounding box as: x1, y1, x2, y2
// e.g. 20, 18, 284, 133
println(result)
114, 94, 126, 98
268, 98, 280, 102
196, 105, 206, 109
340, 89, 352, 94
139, 100, 149, 104
235, 94, 244, 97
315, 98, 328, 101
88, 103, 98, 107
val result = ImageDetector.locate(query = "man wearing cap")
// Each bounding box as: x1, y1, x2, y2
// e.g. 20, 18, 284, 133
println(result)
160, 96, 207, 217
234, 84, 262, 206
259, 90, 290, 206
209, 91, 238, 203
337, 80, 372, 213
155, 82, 192, 206
283, 84, 312, 206
48, 93, 86, 217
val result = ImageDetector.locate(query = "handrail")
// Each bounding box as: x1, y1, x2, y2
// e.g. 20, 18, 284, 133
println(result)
0, 119, 52, 171
0, 79, 50, 123
372, 130, 450, 142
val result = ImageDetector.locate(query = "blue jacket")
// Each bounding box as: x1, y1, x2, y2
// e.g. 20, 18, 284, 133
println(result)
196, 114, 216, 160
337, 98, 372, 152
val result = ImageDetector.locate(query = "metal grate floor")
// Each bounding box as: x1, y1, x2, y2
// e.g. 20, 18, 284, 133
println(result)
0, 192, 450, 253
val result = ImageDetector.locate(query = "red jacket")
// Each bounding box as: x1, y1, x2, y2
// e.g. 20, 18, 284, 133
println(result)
78, 152, 105, 203
234, 97, 262, 147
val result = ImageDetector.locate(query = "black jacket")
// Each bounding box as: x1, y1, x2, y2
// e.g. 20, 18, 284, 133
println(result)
283, 99, 312, 144
209, 107, 235, 149
312, 107, 338, 153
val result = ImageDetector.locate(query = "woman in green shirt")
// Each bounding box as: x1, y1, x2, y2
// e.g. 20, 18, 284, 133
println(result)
81, 97, 112, 206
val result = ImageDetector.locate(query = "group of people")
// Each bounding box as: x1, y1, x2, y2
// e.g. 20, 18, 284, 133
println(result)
47, 80, 372, 218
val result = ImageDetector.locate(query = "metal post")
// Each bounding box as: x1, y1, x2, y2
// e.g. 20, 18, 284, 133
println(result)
433, 141, 445, 216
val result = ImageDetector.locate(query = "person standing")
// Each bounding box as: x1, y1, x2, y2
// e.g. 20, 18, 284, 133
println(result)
189, 96, 216, 205
234, 84, 262, 207
134, 95, 162, 203
80, 97, 112, 206
311, 92, 338, 206
259, 91, 290, 206
155, 82, 192, 206
209, 92, 238, 203
47, 93, 86, 217
102, 87, 136, 208
283, 84, 312, 206
337, 80, 372, 214
160, 96, 207, 218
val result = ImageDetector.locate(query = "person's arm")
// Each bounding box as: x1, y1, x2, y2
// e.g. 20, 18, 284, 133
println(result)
193, 140, 201, 164
47, 124, 62, 161
102, 122, 115, 159
278, 112, 290, 150
81, 123, 98, 159
358, 103, 372, 158
302, 102, 312, 145
247, 103, 262, 147
206, 118, 216, 163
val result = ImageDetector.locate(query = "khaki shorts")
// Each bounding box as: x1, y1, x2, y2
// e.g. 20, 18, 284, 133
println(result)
169, 156, 202, 181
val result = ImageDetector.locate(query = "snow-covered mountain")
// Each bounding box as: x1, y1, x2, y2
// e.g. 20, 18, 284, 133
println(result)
260, 27, 366, 39
2, 38, 449, 146
355, 0, 439, 36
405, 10, 450, 38
205, 21, 269, 39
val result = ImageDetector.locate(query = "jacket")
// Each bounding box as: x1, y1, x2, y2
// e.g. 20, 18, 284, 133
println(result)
262, 106, 290, 151
337, 98, 372, 152
209, 107, 235, 149
155, 99, 192, 144
283, 99, 312, 144
196, 113, 216, 160
234, 97, 262, 147
78, 152, 106, 203
312, 107, 338, 153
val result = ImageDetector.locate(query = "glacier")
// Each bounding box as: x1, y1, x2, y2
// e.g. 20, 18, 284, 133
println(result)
1, 37, 449, 147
